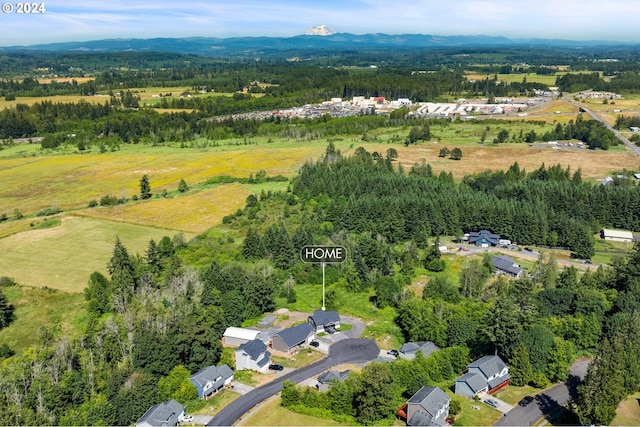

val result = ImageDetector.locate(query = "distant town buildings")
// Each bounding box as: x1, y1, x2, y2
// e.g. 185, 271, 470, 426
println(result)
215, 92, 555, 123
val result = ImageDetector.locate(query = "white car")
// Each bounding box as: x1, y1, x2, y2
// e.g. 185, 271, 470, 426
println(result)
179, 415, 194, 424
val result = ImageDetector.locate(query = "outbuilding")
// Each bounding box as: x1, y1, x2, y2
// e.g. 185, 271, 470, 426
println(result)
601, 228, 634, 243
223, 327, 262, 347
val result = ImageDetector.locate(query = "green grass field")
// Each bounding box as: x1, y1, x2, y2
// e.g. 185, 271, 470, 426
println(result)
0, 215, 182, 292
0, 285, 86, 353
611, 392, 640, 426
239, 396, 344, 426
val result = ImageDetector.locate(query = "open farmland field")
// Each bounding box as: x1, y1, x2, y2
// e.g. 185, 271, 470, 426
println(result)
38, 77, 96, 84
393, 143, 640, 180
465, 72, 562, 86
0, 93, 111, 110
0, 142, 325, 217
77, 183, 250, 234
0, 215, 180, 292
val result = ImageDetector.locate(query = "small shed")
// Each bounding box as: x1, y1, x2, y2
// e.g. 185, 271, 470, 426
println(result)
223, 327, 262, 347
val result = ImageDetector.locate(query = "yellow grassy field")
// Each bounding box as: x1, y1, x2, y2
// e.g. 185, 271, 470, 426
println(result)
77, 184, 250, 234
0, 215, 184, 292
38, 77, 96, 84
0, 94, 111, 110
0, 143, 324, 216
395, 143, 640, 180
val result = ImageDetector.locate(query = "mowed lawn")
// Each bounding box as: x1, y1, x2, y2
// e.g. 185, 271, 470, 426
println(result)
0, 142, 325, 216
0, 215, 181, 292
611, 392, 640, 426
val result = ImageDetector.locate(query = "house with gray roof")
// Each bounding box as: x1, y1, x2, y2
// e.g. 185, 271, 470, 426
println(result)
189, 364, 234, 399
469, 230, 500, 247
455, 355, 510, 398
270, 323, 315, 353
399, 386, 450, 426
235, 338, 271, 373
399, 341, 440, 360
318, 369, 351, 385
136, 400, 185, 427
308, 309, 341, 333
491, 255, 523, 278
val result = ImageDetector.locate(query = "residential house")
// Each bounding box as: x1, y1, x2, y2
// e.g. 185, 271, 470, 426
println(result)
318, 369, 351, 385
455, 355, 510, 398
398, 341, 440, 360
270, 323, 315, 354
308, 309, 341, 333
235, 339, 271, 373
398, 386, 451, 426
136, 400, 185, 427
223, 327, 262, 347
189, 364, 234, 399
601, 228, 634, 243
491, 255, 523, 278
468, 230, 500, 247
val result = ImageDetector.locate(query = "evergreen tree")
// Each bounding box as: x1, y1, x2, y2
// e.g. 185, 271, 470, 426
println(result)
107, 237, 137, 312
178, 179, 189, 193
139, 174, 151, 199
242, 228, 265, 259
509, 344, 533, 386
84, 271, 112, 315
0, 288, 15, 329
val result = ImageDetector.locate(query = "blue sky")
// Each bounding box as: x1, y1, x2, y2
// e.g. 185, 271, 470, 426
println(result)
0, 0, 637, 46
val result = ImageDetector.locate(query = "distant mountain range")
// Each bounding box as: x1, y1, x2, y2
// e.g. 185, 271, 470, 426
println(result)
0, 33, 633, 57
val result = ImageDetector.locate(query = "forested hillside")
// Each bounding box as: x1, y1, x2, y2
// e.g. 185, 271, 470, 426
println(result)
2, 144, 637, 425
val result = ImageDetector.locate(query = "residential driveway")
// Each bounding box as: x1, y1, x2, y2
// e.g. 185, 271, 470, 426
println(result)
231, 382, 255, 396
191, 415, 214, 426
207, 339, 379, 426
340, 315, 367, 339
479, 392, 514, 414
494, 359, 590, 426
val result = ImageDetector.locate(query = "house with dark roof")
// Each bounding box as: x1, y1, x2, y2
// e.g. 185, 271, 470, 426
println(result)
397, 386, 450, 426
308, 309, 341, 333
271, 323, 315, 353
318, 369, 351, 385
136, 400, 185, 427
399, 341, 440, 360
235, 339, 271, 373
469, 230, 500, 247
189, 364, 234, 399
455, 355, 510, 398
491, 255, 523, 278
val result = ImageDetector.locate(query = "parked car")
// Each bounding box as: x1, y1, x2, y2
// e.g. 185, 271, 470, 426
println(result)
518, 396, 535, 407
387, 349, 399, 357
179, 415, 194, 424
310, 341, 320, 348
268, 364, 284, 371
485, 399, 499, 408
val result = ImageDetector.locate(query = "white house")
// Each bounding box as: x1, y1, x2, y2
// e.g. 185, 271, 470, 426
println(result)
235, 339, 271, 373
455, 355, 510, 398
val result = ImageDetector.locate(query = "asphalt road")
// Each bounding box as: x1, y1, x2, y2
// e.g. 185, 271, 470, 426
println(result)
494, 359, 590, 426
207, 338, 379, 426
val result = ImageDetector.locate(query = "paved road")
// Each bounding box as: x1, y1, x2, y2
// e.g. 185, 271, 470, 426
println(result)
563, 96, 640, 157
207, 339, 379, 426
494, 359, 590, 426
